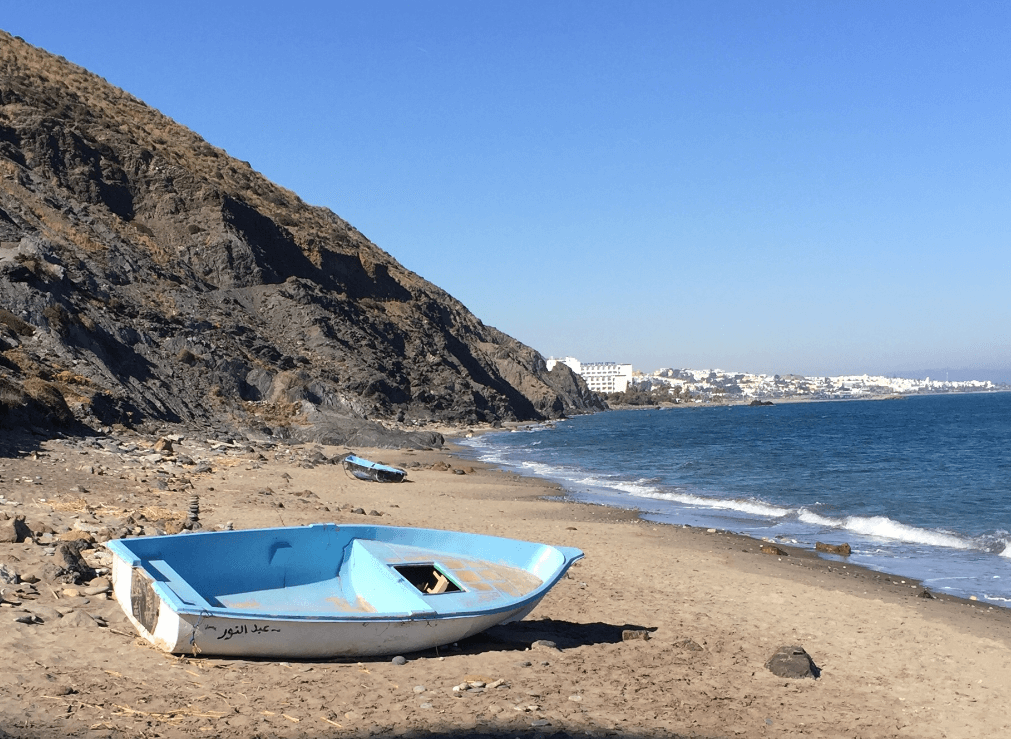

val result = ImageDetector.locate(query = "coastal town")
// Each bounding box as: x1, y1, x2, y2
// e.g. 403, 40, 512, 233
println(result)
547, 356, 1005, 403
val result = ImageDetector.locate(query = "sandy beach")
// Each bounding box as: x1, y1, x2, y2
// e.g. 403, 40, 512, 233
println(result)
2, 428, 1010, 739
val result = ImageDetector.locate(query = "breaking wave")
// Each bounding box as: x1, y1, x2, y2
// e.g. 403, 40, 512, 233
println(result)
460, 433, 1011, 558
457, 395, 1011, 605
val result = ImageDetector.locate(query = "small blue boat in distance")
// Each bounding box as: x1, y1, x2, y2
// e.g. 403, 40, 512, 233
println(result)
342, 454, 407, 483
107, 524, 583, 658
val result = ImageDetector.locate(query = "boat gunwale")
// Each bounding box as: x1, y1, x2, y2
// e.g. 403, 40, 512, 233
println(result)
107, 524, 583, 624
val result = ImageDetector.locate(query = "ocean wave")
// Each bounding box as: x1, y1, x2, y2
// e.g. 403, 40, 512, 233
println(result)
470, 448, 507, 465
795, 509, 1010, 553
461, 434, 1010, 558
836, 516, 972, 550
459, 397, 1011, 606
521, 463, 787, 519
510, 424, 553, 433
630, 489, 792, 519
607, 479, 666, 497
518, 461, 582, 480
457, 435, 497, 454
535, 465, 794, 519
978, 532, 1010, 555
797, 508, 837, 527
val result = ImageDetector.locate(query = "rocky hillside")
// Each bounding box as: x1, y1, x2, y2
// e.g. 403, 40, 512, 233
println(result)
0, 31, 602, 446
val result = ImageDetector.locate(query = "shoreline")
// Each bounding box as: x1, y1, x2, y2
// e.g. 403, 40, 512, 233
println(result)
605, 385, 1011, 411
452, 400, 1011, 610
2, 428, 1011, 737
442, 436, 1011, 624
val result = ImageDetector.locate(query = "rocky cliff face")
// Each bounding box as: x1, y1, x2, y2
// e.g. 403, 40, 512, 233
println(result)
0, 32, 602, 445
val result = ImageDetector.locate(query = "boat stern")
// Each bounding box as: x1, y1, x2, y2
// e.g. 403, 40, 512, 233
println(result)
109, 546, 193, 653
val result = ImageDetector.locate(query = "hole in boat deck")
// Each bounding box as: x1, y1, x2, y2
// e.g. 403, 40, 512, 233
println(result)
395, 564, 462, 594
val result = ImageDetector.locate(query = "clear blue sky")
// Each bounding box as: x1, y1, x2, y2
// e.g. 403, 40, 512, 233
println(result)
5, 2, 1009, 378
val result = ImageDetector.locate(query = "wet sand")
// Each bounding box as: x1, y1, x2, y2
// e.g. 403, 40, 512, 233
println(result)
1, 429, 1010, 738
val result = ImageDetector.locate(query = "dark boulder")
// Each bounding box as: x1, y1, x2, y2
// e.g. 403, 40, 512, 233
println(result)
766, 645, 820, 679
815, 541, 852, 556
0, 515, 33, 543
51, 541, 95, 585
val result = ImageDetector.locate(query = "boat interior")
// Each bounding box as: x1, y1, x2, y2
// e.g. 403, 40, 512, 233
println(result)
110, 524, 560, 619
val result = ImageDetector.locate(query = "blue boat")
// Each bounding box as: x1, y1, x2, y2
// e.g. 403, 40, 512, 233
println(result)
341, 454, 408, 483
107, 524, 583, 658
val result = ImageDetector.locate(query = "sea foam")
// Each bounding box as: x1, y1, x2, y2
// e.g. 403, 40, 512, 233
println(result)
838, 516, 973, 549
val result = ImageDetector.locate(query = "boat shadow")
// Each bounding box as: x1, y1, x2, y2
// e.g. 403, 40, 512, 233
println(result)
323, 729, 694, 739
459, 617, 656, 653
197, 618, 654, 668
327, 619, 654, 662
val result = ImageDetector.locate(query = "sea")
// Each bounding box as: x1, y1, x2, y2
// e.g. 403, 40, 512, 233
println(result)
458, 392, 1011, 606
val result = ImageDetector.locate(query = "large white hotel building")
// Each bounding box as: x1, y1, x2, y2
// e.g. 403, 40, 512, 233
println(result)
546, 357, 633, 394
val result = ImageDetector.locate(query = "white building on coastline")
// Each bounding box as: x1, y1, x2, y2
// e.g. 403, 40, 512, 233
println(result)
546, 356, 582, 374
546, 358, 1002, 401
643, 367, 1001, 401
547, 357, 633, 393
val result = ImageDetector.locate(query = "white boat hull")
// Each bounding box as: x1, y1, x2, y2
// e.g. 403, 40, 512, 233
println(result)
107, 524, 580, 658
112, 556, 540, 657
